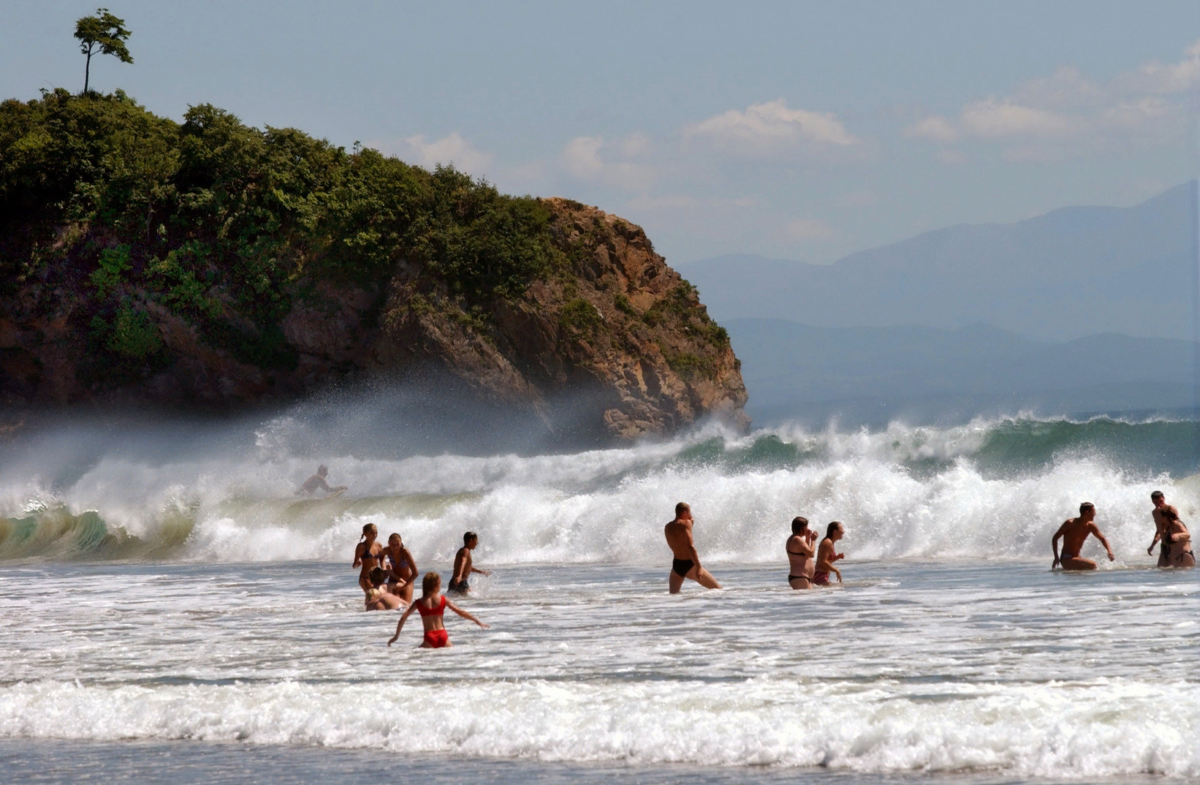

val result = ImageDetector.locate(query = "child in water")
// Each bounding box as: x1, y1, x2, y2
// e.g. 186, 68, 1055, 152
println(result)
364, 567, 404, 611
387, 571, 488, 648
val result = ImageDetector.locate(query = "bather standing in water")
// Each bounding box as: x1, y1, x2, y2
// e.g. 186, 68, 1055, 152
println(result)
1158, 508, 1195, 568
1051, 502, 1115, 571
786, 516, 818, 589
1148, 490, 1179, 567
296, 465, 347, 497
664, 502, 722, 594
353, 523, 385, 593
814, 521, 845, 585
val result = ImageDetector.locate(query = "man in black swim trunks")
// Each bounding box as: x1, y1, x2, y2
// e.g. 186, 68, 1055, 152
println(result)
449, 531, 490, 594
664, 502, 721, 594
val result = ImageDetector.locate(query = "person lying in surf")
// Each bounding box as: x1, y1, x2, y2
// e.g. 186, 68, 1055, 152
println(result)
387, 571, 488, 648
1148, 490, 1180, 567
1051, 502, 1115, 571
353, 523, 385, 593
364, 567, 404, 611
664, 502, 722, 594
786, 516, 818, 589
296, 465, 347, 497
382, 533, 418, 604
449, 532, 490, 594
1159, 507, 1195, 568
813, 521, 845, 585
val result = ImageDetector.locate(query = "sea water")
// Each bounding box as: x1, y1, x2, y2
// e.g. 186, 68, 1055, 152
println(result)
0, 415, 1198, 782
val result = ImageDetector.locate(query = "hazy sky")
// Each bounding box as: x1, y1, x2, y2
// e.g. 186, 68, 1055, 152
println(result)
3, 1, 1198, 266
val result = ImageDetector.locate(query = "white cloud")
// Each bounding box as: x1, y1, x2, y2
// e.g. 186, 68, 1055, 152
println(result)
904, 115, 959, 143
559, 135, 656, 191
384, 132, 494, 175
784, 217, 837, 241
1118, 38, 1200, 94
959, 99, 1076, 139
685, 99, 860, 150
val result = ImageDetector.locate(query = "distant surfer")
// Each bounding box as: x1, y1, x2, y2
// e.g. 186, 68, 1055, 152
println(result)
449, 532, 490, 594
1051, 502, 1115, 571
382, 533, 419, 604
1148, 491, 1179, 567
296, 465, 347, 497
786, 516, 818, 589
353, 523, 385, 593
1158, 507, 1195, 568
664, 502, 721, 594
388, 571, 488, 648
813, 522, 845, 585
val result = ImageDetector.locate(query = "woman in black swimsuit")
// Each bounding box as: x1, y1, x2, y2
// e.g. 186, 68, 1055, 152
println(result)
786, 516, 817, 589
352, 523, 385, 594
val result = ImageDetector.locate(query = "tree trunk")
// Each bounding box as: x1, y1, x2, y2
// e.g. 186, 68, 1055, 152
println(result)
84, 47, 92, 94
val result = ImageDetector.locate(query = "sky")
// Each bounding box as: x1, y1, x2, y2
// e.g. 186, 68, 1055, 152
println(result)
2, 1, 1198, 267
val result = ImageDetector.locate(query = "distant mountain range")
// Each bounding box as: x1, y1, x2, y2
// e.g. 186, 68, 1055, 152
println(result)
687, 182, 1198, 343
730, 319, 1198, 426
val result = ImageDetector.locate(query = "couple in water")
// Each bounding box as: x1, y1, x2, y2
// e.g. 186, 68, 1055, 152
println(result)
354, 524, 419, 610
786, 517, 845, 588
663, 503, 848, 592
1050, 493, 1194, 570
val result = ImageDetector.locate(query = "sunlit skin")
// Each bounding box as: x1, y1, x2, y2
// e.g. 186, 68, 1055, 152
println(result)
382, 533, 418, 604
664, 503, 721, 594
388, 574, 488, 648
815, 523, 846, 584
364, 567, 404, 611
1148, 492, 1179, 566
352, 524, 384, 593
1158, 508, 1195, 568
1051, 505, 1114, 571
450, 535, 491, 594
786, 517, 818, 589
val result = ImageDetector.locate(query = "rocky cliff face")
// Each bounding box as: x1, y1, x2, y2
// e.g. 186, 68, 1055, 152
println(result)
0, 199, 748, 442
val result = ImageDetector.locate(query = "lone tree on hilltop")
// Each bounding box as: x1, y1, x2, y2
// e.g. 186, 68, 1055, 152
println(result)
75, 8, 133, 94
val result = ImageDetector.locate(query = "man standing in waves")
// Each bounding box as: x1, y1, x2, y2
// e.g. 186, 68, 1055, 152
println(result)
664, 502, 721, 594
1052, 502, 1115, 571
1148, 490, 1178, 567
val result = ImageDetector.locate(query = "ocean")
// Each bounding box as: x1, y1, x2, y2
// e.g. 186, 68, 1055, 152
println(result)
1, 413, 1197, 783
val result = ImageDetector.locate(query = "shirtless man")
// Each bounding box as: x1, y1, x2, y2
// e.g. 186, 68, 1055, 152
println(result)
449, 532, 490, 594
296, 465, 347, 497
1147, 490, 1179, 567
814, 522, 845, 585
1051, 502, 1115, 571
786, 516, 818, 589
664, 502, 721, 594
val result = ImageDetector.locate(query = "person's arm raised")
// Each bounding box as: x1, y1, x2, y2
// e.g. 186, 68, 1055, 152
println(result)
387, 604, 418, 646
445, 599, 489, 629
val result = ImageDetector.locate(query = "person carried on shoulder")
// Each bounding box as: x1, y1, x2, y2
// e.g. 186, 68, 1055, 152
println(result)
786, 516, 818, 589
1148, 490, 1180, 567
664, 502, 721, 594
1052, 502, 1115, 571
1158, 507, 1195, 568
296, 465, 347, 497
449, 532, 490, 594
388, 571, 488, 648
813, 521, 846, 585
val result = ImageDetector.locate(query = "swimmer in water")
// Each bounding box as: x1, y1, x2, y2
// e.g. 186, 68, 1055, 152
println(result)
1159, 507, 1195, 568
1051, 502, 1115, 571
364, 567, 404, 611
353, 523, 385, 593
382, 533, 419, 604
387, 571, 488, 648
664, 502, 721, 594
786, 516, 818, 589
448, 532, 490, 594
296, 465, 347, 497
1148, 490, 1180, 567
813, 522, 845, 585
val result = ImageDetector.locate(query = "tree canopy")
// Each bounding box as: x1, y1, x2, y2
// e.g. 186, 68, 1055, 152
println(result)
74, 8, 133, 94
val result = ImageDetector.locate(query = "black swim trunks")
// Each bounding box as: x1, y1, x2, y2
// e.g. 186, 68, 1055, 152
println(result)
671, 558, 694, 578
447, 578, 469, 594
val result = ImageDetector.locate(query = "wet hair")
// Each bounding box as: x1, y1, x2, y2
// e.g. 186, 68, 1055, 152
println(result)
826, 521, 842, 539
464, 531, 478, 545
1080, 502, 1095, 513
388, 533, 401, 545
368, 567, 386, 587
360, 523, 377, 541
791, 516, 809, 534
422, 571, 440, 596
1151, 490, 1165, 500
1161, 507, 1180, 521
675, 502, 690, 517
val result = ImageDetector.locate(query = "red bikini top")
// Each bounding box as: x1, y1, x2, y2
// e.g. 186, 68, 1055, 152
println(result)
416, 595, 447, 618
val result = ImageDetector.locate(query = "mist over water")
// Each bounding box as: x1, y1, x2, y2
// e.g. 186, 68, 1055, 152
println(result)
2, 396, 1197, 566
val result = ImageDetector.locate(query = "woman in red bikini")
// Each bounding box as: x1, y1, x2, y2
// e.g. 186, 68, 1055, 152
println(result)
387, 571, 488, 648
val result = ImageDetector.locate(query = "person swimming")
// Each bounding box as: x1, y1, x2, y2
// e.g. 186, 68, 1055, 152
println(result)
813, 521, 845, 585
786, 516, 817, 589
664, 502, 721, 594
381, 533, 418, 604
352, 523, 384, 594
387, 571, 488, 649
1159, 508, 1195, 568
296, 465, 347, 497
1051, 502, 1115, 571
364, 567, 404, 611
